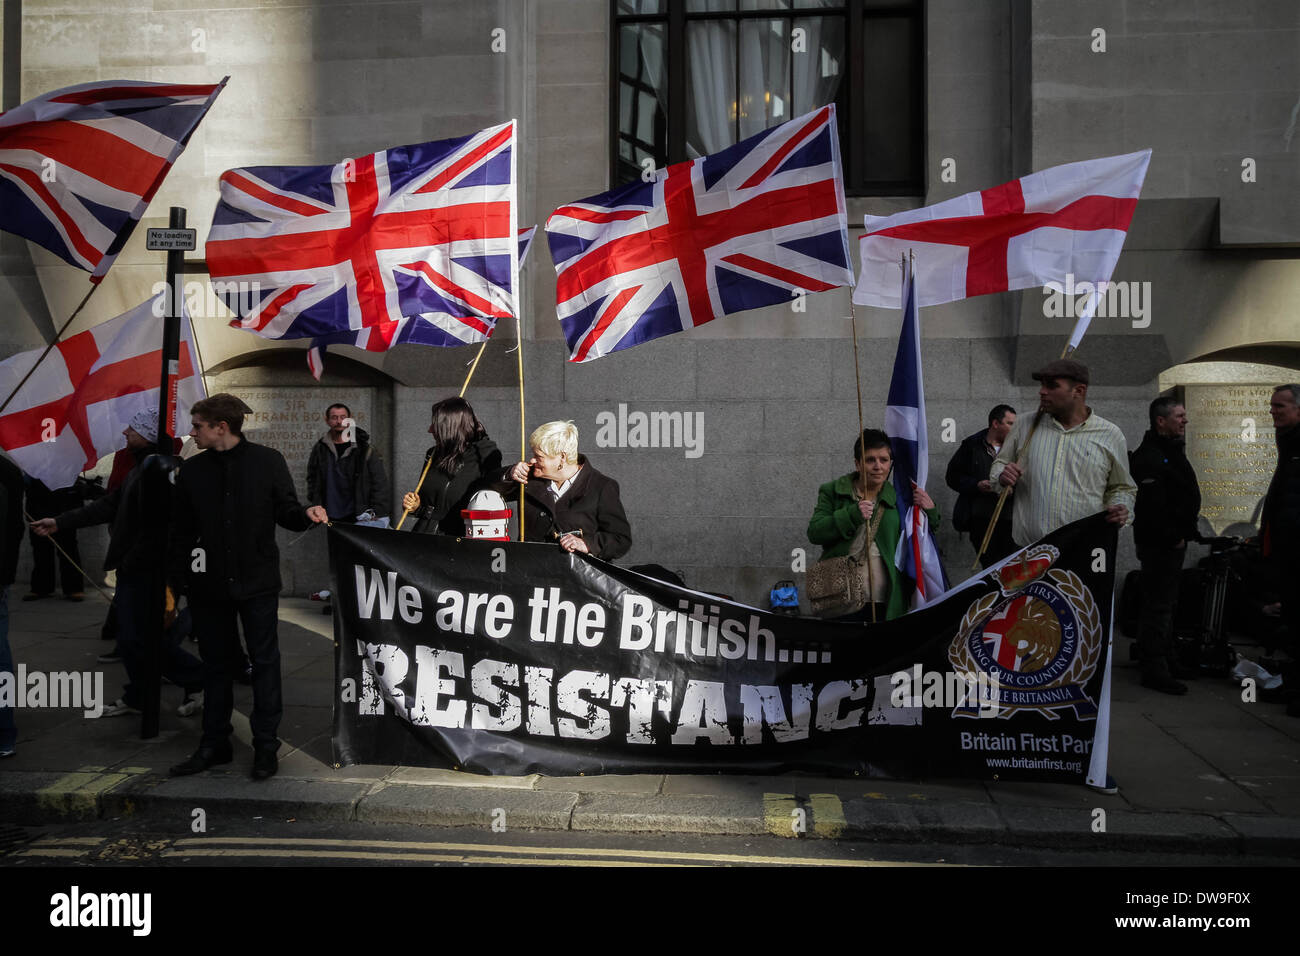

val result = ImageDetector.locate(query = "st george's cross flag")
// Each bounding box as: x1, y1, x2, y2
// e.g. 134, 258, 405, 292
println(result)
304, 223, 538, 380
853, 149, 1151, 349
0, 295, 206, 488
886, 269, 949, 609
206, 121, 519, 353
0, 79, 226, 281
546, 105, 853, 362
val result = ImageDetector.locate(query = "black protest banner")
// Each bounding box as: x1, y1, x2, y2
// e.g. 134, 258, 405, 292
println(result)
331, 514, 1117, 782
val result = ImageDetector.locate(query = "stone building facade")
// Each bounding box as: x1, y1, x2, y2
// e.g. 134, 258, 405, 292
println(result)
1, 0, 1296, 603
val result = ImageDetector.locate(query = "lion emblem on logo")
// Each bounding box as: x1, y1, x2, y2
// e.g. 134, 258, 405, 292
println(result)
949, 567, 1102, 720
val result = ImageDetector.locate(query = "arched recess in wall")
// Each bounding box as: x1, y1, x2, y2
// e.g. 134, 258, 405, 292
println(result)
1158, 347, 1299, 537
200, 346, 397, 499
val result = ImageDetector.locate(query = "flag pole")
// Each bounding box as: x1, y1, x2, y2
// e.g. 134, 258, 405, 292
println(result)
971, 339, 1074, 571
515, 314, 526, 543
394, 335, 496, 532
850, 272, 874, 623
0, 283, 100, 418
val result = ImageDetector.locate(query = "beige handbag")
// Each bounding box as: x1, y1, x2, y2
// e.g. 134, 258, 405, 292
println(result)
806, 508, 882, 618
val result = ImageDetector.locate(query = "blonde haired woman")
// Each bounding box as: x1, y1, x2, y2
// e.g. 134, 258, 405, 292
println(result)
505, 420, 631, 560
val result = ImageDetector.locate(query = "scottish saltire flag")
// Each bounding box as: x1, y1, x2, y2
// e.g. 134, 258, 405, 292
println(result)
886, 269, 949, 609
0, 79, 226, 281
206, 121, 519, 353
546, 105, 853, 362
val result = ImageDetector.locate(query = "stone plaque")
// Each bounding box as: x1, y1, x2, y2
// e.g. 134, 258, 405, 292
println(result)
235, 388, 376, 493
1184, 383, 1278, 534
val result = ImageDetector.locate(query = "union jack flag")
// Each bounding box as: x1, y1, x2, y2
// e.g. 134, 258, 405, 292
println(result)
303, 223, 537, 380
205, 121, 519, 351
0, 78, 226, 281
546, 105, 853, 363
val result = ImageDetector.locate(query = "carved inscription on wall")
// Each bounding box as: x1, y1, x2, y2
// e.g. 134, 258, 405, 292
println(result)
235, 388, 375, 493
1184, 384, 1276, 534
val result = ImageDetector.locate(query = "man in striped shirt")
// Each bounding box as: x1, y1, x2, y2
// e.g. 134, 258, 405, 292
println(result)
990, 359, 1136, 547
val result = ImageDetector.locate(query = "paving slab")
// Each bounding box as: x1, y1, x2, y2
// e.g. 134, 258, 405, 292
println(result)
570, 793, 767, 836
356, 783, 577, 830
536, 773, 663, 794
103, 774, 370, 824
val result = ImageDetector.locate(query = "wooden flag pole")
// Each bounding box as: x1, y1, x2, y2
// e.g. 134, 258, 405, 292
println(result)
971, 340, 1074, 570
395, 338, 491, 531
850, 294, 874, 624
515, 314, 526, 543
0, 283, 99, 418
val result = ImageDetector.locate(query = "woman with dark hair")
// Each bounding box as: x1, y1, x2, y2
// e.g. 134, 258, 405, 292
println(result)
401, 398, 506, 536
807, 428, 939, 621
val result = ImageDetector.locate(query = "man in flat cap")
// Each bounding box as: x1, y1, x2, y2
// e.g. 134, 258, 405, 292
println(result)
990, 359, 1137, 547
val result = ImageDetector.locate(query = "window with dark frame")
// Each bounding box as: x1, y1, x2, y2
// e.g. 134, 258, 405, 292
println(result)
612, 0, 925, 196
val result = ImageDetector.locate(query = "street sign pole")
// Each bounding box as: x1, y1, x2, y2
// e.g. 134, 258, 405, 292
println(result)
139, 207, 193, 739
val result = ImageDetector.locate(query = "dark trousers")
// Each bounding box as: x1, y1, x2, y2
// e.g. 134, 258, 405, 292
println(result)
970, 517, 1017, 569
113, 575, 204, 708
1137, 545, 1186, 674
191, 593, 281, 752
0, 589, 14, 750
27, 483, 83, 595
28, 526, 82, 595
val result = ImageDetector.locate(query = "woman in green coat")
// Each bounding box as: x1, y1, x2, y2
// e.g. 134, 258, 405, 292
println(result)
807, 428, 940, 621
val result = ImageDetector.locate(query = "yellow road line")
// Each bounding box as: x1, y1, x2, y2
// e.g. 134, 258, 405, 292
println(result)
763, 792, 801, 838
27, 837, 107, 847
17, 848, 88, 858
175, 836, 899, 867
35, 771, 131, 816
809, 793, 847, 838
164, 848, 687, 866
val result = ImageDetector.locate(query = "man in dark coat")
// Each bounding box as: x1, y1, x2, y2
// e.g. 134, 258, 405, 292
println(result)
305, 402, 390, 522
32, 408, 205, 717
1130, 396, 1201, 695
945, 404, 1016, 568
167, 394, 327, 779
1261, 384, 1300, 716
0, 452, 24, 756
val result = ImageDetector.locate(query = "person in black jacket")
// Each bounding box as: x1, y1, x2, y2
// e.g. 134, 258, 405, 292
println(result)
167, 394, 327, 780
401, 398, 506, 536
945, 404, 1017, 568
0, 452, 24, 756
1261, 384, 1300, 716
305, 402, 391, 523
1130, 396, 1201, 695
504, 421, 631, 560
31, 409, 205, 717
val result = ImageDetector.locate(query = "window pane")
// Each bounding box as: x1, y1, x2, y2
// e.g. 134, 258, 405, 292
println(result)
794, 0, 840, 7
617, 22, 669, 182
791, 14, 843, 116
686, 19, 738, 156
617, 0, 665, 14
687, 0, 738, 12
738, 19, 791, 139
862, 15, 920, 185
740, 0, 793, 10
